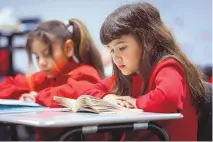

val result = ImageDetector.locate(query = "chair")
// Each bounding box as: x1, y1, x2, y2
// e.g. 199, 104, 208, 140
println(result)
197, 82, 212, 141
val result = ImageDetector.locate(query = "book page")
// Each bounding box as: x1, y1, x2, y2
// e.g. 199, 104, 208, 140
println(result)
74, 96, 99, 113
78, 95, 125, 113
53, 96, 77, 112
54, 95, 143, 114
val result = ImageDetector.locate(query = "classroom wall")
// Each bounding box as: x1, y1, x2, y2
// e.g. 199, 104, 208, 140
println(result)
0, 0, 211, 76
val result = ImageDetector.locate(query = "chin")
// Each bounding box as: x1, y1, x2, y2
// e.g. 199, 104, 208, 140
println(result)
46, 74, 54, 79
121, 71, 132, 76
46, 73, 57, 79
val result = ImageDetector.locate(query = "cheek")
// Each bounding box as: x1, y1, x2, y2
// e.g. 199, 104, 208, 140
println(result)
53, 52, 68, 69
127, 50, 141, 69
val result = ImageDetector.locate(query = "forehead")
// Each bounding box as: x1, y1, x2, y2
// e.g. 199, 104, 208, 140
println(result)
31, 38, 48, 53
107, 34, 134, 48
30, 36, 61, 53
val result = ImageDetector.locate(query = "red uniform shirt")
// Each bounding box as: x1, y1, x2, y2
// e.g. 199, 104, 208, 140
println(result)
83, 58, 197, 141
208, 77, 212, 84
0, 62, 101, 107
0, 62, 103, 140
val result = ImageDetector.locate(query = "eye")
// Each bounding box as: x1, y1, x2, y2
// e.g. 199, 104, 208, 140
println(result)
35, 56, 39, 61
110, 49, 114, 54
119, 46, 127, 51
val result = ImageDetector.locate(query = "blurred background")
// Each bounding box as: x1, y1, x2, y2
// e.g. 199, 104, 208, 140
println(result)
0, 0, 212, 140
0, 0, 212, 78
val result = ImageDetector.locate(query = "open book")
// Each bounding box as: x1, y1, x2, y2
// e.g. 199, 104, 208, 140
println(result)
53, 95, 142, 114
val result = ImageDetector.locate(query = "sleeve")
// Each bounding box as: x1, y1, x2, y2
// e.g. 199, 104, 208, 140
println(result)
35, 74, 105, 107
136, 66, 186, 113
82, 76, 115, 99
0, 74, 31, 99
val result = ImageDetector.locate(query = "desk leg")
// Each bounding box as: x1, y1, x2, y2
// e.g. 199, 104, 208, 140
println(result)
10, 125, 18, 141
58, 122, 169, 141
147, 122, 170, 141
59, 128, 85, 141
0, 123, 18, 141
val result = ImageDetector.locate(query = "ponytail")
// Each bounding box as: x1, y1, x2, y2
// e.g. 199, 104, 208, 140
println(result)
67, 19, 105, 78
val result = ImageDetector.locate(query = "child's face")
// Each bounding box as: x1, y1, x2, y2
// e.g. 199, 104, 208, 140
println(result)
31, 38, 69, 78
107, 35, 142, 75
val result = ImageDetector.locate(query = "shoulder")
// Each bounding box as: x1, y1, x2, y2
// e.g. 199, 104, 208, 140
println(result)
73, 65, 99, 74
149, 58, 186, 85
69, 65, 102, 83
152, 58, 185, 76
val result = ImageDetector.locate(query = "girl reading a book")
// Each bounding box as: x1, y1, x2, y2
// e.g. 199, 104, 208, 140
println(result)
0, 19, 104, 105
83, 2, 206, 141
0, 19, 106, 140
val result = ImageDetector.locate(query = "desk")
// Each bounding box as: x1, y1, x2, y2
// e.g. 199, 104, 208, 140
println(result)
0, 110, 183, 141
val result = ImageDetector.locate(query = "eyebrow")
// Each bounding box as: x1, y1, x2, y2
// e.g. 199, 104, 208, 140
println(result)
32, 47, 49, 55
107, 40, 126, 48
115, 41, 126, 46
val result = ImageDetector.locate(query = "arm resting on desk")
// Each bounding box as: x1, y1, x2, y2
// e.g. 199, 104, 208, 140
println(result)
82, 76, 115, 99
0, 74, 31, 99
136, 66, 185, 113
36, 75, 100, 107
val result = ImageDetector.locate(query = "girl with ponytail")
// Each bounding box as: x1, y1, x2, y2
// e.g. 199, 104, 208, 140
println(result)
0, 19, 106, 140
0, 19, 105, 104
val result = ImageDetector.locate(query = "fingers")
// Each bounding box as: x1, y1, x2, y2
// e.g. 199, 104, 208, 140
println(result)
30, 91, 37, 96
117, 100, 134, 108
19, 96, 25, 101
103, 94, 118, 104
20, 94, 36, 102
117, 96, 137, 108
102, 94, 135, 108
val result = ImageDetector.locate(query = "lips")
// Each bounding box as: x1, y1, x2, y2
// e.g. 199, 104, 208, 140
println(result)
118, 65, 125, 69
43, 70, 52, 74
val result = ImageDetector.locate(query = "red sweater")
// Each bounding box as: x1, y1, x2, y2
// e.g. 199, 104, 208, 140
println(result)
209, 77, 212, 84
0, 62, 103, 140
0, 62, 101, 107
83, 58, 197, 141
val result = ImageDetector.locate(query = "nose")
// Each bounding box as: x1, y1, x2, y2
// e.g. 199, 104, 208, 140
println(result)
112, 52, 122, 64
39, 58, 48, 68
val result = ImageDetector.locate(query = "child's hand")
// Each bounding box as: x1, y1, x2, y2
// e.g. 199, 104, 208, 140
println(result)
117, 96, 137, 108
103, 94, 135, 108
20, 91, 37, 102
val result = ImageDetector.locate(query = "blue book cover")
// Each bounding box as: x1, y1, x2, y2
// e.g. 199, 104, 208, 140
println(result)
0, 99, 41, 107
0, 99, 71, 114
0, 99, 44, 114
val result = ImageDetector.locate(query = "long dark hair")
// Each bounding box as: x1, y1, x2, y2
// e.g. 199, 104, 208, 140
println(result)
26, 19, 105, 78
100, 2, 205, 111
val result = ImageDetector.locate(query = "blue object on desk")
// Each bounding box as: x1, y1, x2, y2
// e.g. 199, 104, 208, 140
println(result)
0, 105, 44, 114
0, 99, 44, 114
0, 99, 41, 107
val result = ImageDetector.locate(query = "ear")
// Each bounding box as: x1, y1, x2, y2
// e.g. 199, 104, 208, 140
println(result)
64, 39, 74, 58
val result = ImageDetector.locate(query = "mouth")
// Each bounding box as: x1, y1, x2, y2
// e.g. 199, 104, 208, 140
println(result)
43, 70, 52, 74
118, 65, 126, 69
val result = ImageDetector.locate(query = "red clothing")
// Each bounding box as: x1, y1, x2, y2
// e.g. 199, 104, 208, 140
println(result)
83, 58, 197, 141
0, 61, 103, 140
0, 49, 9, 76
0, 62, 101, 107
208, 77, 212, 84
